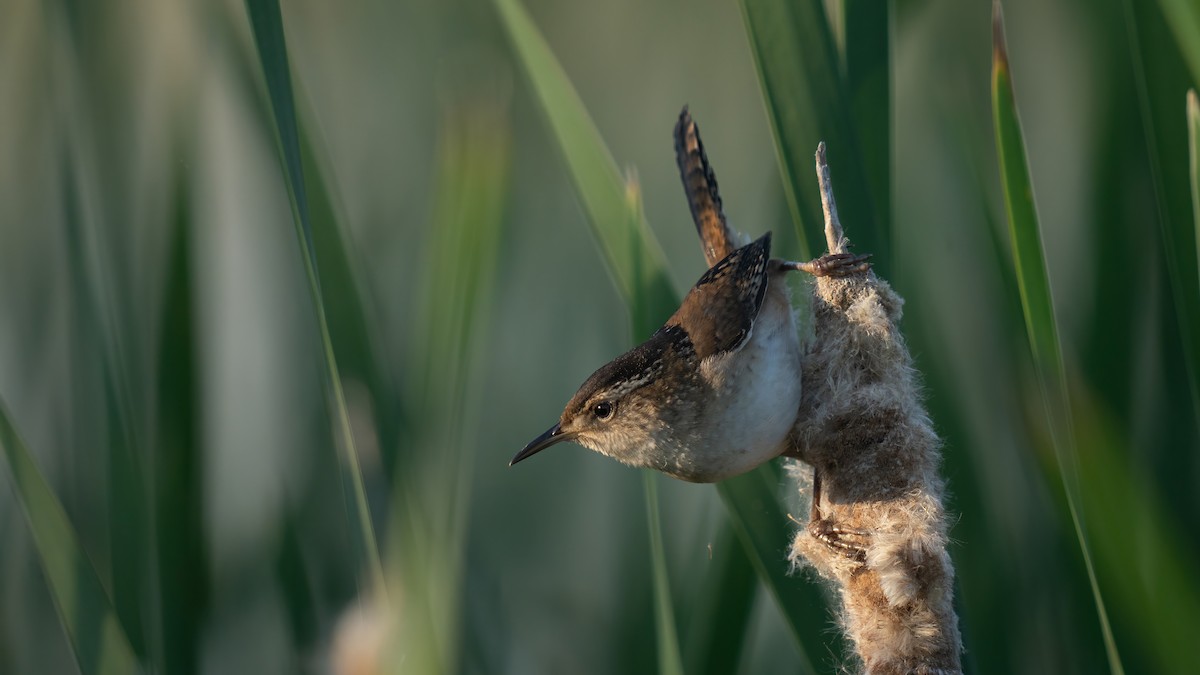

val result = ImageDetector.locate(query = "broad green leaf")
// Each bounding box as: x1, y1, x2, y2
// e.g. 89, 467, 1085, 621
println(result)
1157, 0, 1200, 87
991, 7, 1124, 674
242, 0, 384, 593
0, 400, 140, 675
739, 0, 887, 270
1128, 0, 1200, 425
1072, 391, 1200, 675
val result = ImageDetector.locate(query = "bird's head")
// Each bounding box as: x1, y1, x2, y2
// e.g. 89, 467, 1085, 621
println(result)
512, 327, 693, 469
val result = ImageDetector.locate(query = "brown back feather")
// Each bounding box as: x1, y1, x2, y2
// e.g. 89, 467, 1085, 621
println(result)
671, 233, 771, 359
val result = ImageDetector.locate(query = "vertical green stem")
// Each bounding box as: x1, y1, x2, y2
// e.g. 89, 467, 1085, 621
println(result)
242, 0, 385, 595
643, 473, 684, 675
991, 5, 1123, 672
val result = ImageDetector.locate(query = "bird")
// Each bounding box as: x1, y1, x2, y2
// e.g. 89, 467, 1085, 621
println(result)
510, 107, 869, 483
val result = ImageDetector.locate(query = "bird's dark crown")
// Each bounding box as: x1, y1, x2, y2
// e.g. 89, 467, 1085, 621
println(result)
562, 324, 692, 419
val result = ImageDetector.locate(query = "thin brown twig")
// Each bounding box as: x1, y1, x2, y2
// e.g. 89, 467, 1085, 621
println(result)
815, 142, 845, 253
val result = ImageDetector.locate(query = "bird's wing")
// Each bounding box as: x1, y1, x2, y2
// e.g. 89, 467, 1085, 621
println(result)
671, 233, 771, 360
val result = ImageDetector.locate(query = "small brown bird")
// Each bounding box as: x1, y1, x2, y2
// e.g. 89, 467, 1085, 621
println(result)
510, 108, 868, 482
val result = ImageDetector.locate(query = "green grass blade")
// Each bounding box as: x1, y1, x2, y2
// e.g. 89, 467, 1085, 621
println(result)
493, 2, 682, 668
298, 114, 404, 476
991, 6, 1124, 674
388, 98, 510, 674
643, 473, 684, 675
1190, 89, 1200, 296
220, 0, 405, 516
493, 0, 675, 338
52, 18, 152, 647
1157, 0, 1200, 86
683, 522, 757, 675
154, 177, 207, 675
58, 154, 149, 659
0, 400, 140, 675
840, 0, 891, 250
739, 0, 886, 268
242, 0, 312, 256
242, 0, 384, 594
717, 468, 831, 675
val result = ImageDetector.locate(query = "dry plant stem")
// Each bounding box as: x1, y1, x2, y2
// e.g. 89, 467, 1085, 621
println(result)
788, 143, 962, 674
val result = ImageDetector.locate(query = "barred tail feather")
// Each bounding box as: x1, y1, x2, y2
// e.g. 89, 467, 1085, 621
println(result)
675, 107, 742, 267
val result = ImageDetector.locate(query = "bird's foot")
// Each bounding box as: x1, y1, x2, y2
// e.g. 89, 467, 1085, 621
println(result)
808, 518, 869, 563
781, 252, 872, 277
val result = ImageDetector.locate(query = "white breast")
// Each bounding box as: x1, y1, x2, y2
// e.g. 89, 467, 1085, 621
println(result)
689, 277, 802, 481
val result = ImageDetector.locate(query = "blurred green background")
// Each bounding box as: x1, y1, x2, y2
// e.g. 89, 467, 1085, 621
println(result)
1, 0, 1198, 673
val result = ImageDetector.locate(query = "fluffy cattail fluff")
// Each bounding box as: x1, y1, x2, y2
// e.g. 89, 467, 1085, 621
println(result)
787, 144, 962, 674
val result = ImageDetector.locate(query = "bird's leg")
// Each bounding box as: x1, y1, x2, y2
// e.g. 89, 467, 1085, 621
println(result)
776, 252, 872, 278
807, 467, 869, 563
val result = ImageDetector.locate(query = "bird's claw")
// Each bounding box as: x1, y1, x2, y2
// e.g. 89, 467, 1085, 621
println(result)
784, 252, 873, 278
808, 518, 869, 563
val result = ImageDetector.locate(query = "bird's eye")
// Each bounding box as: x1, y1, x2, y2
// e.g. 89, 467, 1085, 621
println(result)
592, 401, 614, 420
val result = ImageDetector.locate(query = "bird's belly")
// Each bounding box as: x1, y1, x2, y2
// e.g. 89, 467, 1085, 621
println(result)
689, 287, 802, 481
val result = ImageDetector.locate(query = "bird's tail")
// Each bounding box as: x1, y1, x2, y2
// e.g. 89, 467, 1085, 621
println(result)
674, 106, 746, 268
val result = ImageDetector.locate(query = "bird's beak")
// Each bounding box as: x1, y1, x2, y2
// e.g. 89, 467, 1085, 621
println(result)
510, 423, 575, 466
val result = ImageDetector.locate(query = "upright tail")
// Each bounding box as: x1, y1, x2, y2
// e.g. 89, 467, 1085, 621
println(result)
675, 107, 742, 268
